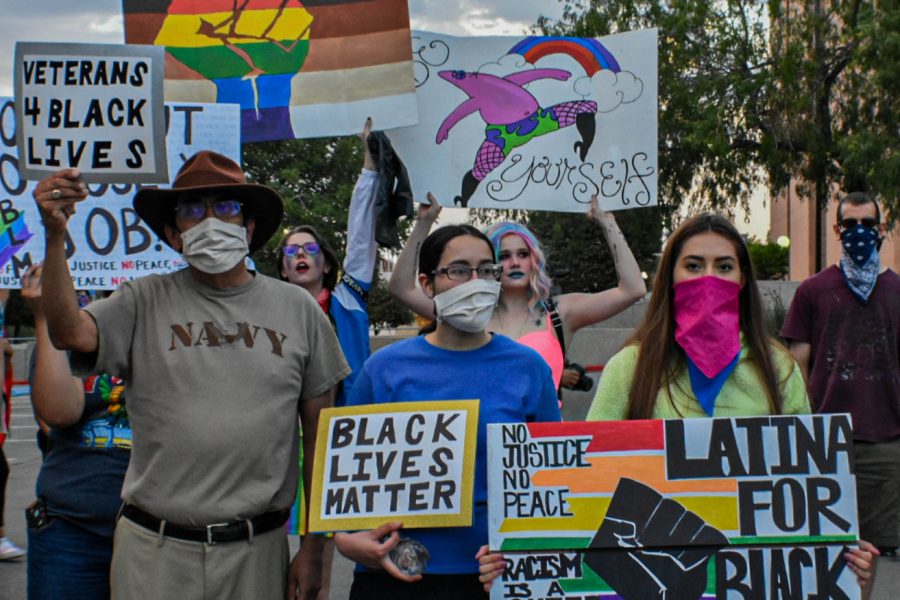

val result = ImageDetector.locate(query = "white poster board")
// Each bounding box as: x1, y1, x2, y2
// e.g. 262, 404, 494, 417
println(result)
14, 42, 167, 183
388, 29, 658, 212
0, 98, 240, 288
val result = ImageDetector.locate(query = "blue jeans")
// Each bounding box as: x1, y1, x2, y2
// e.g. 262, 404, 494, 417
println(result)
28, 517, 113, 600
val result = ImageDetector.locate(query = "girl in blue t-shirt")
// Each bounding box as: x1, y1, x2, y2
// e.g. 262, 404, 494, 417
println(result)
334, 224, 560, 600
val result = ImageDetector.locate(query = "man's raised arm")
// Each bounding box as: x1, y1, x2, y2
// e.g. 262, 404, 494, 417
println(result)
32, 169, 98, 353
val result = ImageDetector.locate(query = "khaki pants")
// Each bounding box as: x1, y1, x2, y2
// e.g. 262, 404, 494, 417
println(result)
111, 515, 289, 600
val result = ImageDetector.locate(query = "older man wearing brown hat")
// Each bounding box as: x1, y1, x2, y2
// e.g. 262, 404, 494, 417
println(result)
32, 152, 349, 600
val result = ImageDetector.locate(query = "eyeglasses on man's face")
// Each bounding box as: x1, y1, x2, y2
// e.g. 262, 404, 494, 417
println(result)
433, 264, 502, 281
839, 217, 879, 229
174, 198, 243, 222
283, 242, 322, 257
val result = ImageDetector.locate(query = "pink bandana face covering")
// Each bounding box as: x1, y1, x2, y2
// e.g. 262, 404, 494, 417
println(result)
673, 276, 742, 378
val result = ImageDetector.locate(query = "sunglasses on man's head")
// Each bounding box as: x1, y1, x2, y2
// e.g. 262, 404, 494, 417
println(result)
283, 242, 322, 257
175, 198, 243, 221
839, 217, 879, 229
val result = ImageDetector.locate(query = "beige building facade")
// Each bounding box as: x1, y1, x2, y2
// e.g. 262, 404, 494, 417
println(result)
770, 180, 899, 280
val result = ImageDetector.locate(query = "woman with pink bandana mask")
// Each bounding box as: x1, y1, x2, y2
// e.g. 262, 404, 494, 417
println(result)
589, 213, 805, 420
477, 213, 879, 596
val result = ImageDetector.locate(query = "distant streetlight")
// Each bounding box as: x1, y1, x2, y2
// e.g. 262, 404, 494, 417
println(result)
776, 235, 791, 248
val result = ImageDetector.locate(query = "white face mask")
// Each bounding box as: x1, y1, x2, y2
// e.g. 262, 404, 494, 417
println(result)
433, 278, 501, 333
179, 218, 249, 274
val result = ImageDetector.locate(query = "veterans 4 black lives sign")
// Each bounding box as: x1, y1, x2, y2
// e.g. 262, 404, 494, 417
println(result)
486, 415, 861, 599
0, 98, 240, 289
309, 400, 479, 532
14, 42, 167, 183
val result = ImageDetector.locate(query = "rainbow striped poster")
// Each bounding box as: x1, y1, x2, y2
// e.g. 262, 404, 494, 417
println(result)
122, 0, 418, 143
487, 415, 861, 599
387, 28, 658, 213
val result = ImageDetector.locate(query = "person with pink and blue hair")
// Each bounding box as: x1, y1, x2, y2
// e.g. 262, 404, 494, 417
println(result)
389, 195, 645, 393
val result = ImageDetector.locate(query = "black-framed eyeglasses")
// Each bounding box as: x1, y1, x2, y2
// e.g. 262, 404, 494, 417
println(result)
433, 264, 502, 281
175, 198, 243, 222
839, 217, 879, 229
283, 242, 321, 257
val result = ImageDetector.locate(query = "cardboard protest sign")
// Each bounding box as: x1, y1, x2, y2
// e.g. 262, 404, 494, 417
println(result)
388, 29, 658, 213
309, 400, 479, 532
487, 415, 860, 599
0, 98, 240, 288
122, 0, 419, 143
14, 42, 166, 183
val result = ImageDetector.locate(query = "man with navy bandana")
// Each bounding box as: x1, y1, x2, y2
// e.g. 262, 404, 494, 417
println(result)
782, 192, 900, 570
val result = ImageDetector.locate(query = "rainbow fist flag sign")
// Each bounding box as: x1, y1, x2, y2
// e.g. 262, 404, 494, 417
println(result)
487, 415, 861, 599
123, 0, 418, 142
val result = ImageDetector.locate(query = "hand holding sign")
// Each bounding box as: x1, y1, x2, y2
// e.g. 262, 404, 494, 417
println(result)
585, 478, 728, 600
32, 169, 87, 235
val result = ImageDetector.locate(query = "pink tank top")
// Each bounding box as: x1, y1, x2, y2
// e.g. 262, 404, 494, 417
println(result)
516, 316, 564, 388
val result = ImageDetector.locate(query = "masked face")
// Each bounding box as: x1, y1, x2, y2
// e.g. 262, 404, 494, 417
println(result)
433, 278, 502, 333
673, 276, 742, 378
179, 218, 249, 274
421, 234, 501, 334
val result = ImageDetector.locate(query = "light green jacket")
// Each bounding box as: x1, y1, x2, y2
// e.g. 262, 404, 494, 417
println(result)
587, 339, 810, 420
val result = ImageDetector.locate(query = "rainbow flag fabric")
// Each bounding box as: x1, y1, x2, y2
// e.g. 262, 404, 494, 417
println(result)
122, 0, 417, 142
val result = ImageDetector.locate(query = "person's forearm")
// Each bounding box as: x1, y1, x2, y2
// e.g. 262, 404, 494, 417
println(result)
41, 233, 84, 350
387, 218, 435, 317
600, 219, 646, 300
31, 316, 84, 428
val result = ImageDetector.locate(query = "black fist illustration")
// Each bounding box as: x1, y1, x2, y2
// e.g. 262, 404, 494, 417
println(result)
584, 478, 728, 599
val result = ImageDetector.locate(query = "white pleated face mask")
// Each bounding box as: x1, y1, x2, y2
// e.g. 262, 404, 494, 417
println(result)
179, 218, 249, 274
433, 278, 501, 333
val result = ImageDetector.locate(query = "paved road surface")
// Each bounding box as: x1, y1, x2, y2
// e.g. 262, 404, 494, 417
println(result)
2, 394, 897, 598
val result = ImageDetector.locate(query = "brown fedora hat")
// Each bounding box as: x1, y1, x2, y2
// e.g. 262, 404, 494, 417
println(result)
134, 151, 283, 252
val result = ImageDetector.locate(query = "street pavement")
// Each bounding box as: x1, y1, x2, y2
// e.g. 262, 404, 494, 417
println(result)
2, 392, 898, 599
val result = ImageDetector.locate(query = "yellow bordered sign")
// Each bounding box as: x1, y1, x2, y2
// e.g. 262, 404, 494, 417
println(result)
309, 399, 479, 532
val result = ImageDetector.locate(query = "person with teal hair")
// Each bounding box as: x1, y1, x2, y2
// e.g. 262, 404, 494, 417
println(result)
389, 195, 646, 395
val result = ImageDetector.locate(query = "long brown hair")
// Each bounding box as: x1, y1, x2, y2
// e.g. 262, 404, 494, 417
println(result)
625, 213, 786, 419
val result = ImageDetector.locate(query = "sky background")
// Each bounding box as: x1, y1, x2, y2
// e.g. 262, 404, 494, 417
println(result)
0, 0, 769, 237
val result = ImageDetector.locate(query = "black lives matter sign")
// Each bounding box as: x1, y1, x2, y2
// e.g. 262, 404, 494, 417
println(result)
14, 42, 166, 183
309, 400, 479, 532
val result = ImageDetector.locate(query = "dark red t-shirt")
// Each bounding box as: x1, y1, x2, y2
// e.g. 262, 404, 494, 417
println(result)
781, 265, 900, 442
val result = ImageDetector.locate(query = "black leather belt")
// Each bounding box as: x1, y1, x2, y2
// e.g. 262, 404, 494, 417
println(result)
120, 504, 289, 544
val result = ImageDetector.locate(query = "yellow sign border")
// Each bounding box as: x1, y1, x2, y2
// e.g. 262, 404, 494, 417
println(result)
309, 399, 480, 532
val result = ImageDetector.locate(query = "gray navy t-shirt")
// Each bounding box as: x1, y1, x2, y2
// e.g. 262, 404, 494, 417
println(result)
74, 269, 350, 525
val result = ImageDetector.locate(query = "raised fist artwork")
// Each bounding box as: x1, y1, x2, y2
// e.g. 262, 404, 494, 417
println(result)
584, 478, 728, 599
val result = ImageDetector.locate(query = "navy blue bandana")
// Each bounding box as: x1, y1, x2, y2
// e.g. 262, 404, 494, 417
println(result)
840, 225, 880, 304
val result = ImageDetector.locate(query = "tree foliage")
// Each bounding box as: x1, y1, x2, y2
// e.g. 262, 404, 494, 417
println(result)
528, 208, 662, 294
242, 136, 364, 277
367, 267, 413, 334
747, 237, 789, 280
538, 0, 900, 234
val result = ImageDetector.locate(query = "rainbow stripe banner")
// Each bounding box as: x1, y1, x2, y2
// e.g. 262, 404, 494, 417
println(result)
122, 0, 418, 142
487, 415, 861, 599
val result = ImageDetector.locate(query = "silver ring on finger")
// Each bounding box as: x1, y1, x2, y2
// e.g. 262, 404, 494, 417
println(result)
51, 188, 61, 200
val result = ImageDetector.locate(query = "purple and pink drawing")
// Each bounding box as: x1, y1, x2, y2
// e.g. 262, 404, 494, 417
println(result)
436, 37, 621, 207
